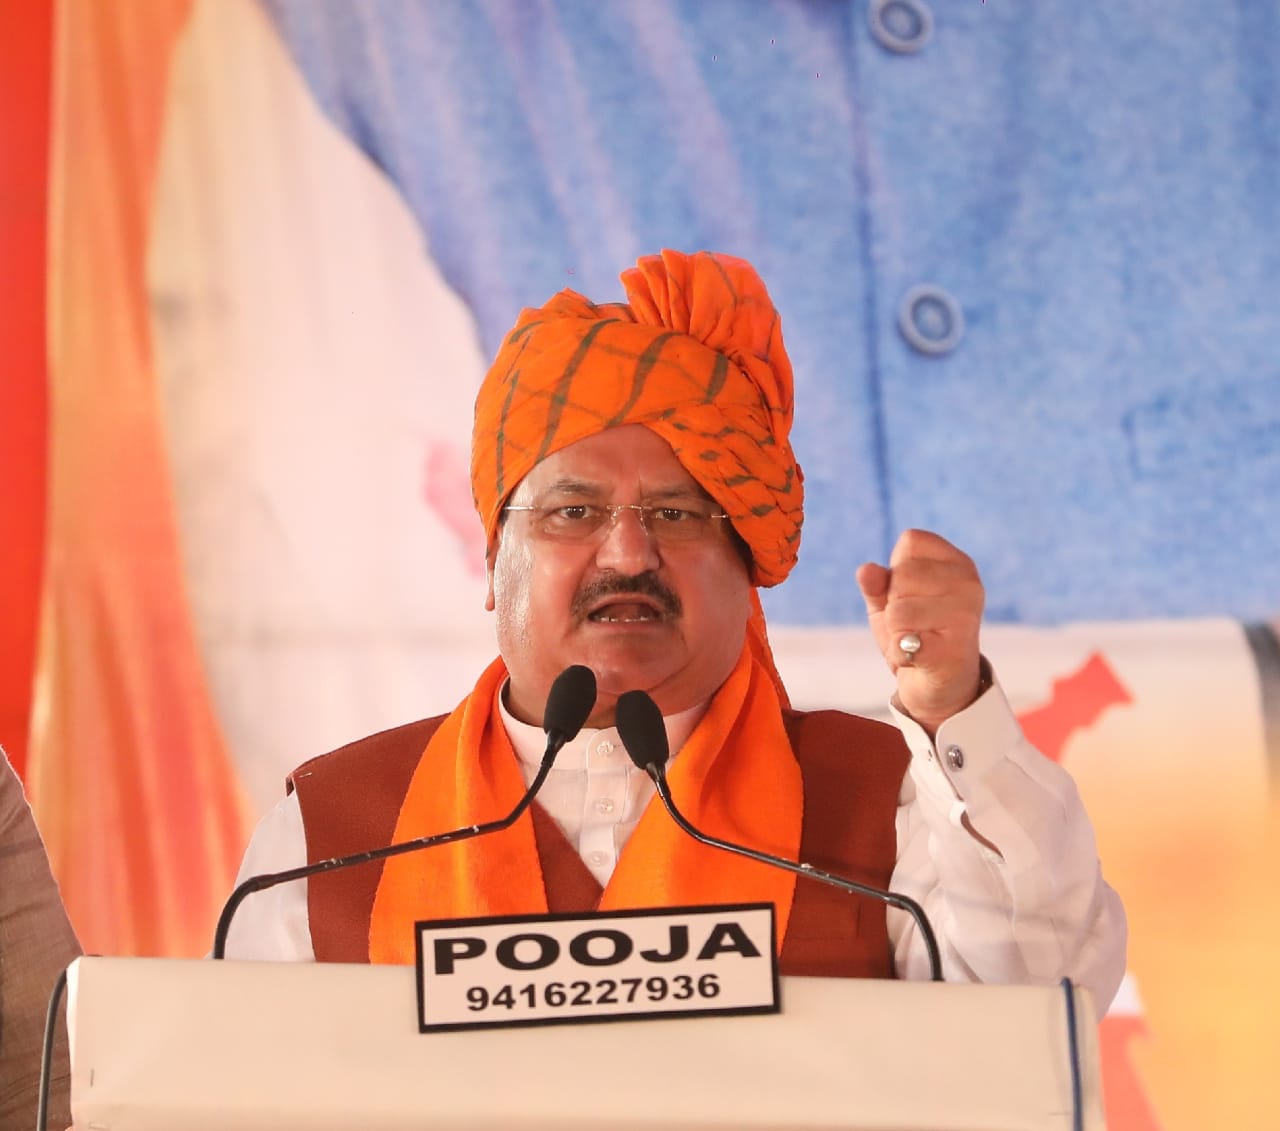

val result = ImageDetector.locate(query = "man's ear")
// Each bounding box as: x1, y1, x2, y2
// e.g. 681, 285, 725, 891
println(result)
484, 543, 497, 611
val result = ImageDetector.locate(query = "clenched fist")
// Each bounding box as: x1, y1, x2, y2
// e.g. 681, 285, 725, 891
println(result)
856, 529, 985, 736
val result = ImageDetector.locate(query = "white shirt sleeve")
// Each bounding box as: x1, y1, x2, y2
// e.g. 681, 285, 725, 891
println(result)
886, 668, 1127, 1012
219, 792, 316, 961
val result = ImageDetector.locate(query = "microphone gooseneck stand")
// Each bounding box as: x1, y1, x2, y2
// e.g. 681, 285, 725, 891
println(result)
211, 663, 598, 959
614, 688, 943, 982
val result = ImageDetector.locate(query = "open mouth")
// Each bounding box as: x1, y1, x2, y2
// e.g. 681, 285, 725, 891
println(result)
573, 572, 681, 626
586, 599, 666, 624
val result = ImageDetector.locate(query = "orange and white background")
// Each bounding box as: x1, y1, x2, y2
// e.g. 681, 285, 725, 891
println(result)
2, 3, 1277, 1129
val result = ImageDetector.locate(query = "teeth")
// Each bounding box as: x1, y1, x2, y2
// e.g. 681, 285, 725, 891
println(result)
590, 609, 660, 623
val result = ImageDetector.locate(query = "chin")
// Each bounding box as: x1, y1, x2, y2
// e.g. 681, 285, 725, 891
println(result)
590, 660, 671, 702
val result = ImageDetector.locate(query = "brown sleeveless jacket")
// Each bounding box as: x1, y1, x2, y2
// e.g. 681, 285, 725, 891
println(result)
289, 708, 909, 978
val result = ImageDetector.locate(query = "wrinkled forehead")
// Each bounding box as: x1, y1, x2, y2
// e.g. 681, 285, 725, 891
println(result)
505, 424, 708, 506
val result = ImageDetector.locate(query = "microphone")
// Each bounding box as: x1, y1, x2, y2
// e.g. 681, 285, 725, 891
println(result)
211, 664, 598, 959
614, 688, 943, 982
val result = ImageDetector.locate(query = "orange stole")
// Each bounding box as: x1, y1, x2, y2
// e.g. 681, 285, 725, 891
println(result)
366, 648, 803, 963
289, 693, 908, 979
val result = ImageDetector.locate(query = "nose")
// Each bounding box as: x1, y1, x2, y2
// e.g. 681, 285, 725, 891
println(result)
594, 505, 661, 574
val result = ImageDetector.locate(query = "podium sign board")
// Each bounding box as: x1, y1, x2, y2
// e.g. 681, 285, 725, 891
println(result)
67, 956, 1105, 1130
415, 903, 779, 1030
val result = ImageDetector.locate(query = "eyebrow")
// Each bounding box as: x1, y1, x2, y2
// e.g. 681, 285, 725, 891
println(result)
534, 478, 712, 502
536, 477, 606, 497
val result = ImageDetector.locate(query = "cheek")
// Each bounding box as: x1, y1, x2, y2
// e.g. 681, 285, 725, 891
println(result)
492, 542, 578, 646
491, 544, 534, 634
716, 576, 753, 640
682, 553, 753, 639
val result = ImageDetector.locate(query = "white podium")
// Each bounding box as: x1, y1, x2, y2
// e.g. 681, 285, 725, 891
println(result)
66, 956, 1104, 1130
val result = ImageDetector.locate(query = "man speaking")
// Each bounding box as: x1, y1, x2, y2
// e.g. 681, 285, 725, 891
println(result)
224, 250, 1125, 1007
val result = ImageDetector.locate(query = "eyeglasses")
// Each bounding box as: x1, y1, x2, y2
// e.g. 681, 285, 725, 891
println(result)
503, 500, 731, 544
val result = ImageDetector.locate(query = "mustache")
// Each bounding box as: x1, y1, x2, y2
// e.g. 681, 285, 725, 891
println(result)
571, 572, 682, 621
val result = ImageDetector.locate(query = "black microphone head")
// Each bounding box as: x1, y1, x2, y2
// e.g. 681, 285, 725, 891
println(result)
616, 689, 670, 771
543, 664, 598, 745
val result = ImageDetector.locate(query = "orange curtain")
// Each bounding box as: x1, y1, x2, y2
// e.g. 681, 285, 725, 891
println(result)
0, 0, 52, 785
30, 0, 252, 957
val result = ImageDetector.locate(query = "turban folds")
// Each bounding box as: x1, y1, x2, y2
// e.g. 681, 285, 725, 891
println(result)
471, 249, 804, 586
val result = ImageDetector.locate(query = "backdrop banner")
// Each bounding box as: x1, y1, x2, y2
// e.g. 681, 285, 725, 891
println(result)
7, 3, 1277, 1128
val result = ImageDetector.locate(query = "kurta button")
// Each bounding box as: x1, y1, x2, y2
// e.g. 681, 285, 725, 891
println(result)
588, 851, 608, 867
869, 0, 934, 55
945, 745, 965, 770
898, 283, 965, 355
595, 798, 616, 815
596, 740, 615, 756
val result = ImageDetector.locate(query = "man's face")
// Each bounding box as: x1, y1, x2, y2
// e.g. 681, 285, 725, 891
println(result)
486, 424, 753, 728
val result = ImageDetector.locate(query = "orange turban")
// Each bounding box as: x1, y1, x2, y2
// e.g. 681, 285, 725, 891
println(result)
471, 249, 804, 587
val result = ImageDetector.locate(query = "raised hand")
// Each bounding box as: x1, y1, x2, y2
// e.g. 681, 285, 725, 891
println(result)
856, 529, 985, 736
